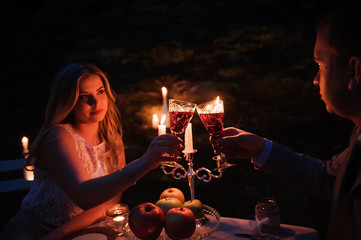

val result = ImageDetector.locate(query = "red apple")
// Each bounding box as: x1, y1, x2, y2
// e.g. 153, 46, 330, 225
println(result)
156, 197, 183, 216
183, 199, 203, 219
165, 207, 196, 239
160, 187, 185, 204
128, 202, 165, 240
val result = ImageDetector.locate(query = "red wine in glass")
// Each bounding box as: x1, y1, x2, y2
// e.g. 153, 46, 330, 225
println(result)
169, 111, 195, 135
198, 113, 224, 137
161, 99, 196, 168
197, 98, 234, 169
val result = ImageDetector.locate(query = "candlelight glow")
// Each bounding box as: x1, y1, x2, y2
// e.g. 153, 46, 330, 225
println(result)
153, 114, 159, 121
152, 114, 159, 129
202, 96, 223, 113
113, 215, 125, 222
215, 96, 223, 113
22, 137, 28, 148
161, 87, 169, 127
22, 136, 29, 154
162, 87, 167, 96
160, 114, 166, 125
205, 104, 213, 112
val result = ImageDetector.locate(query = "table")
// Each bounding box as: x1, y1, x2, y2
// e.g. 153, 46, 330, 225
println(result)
207, 217, 321, 240
66, 217, 320, 240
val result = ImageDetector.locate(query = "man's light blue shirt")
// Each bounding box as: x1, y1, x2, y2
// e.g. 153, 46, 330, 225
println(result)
253, 139, 273, 168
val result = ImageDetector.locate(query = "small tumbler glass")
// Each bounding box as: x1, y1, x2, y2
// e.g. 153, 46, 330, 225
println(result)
255, 197, 280, 235
105, 203, 129, 236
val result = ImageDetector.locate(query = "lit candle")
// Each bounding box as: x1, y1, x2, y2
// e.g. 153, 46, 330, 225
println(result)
161, 87, 169, 127
152, 114, 159, 129
158, 114, 166, 136
162, 87, 167, 112
184, 123, 193, 152
215, 96, 223, 113
22, 136, 29, 155
113, 215, 125, 223
21, 136, 34, 180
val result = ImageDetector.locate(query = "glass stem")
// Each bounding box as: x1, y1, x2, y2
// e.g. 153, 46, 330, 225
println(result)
214, 139, 225, 163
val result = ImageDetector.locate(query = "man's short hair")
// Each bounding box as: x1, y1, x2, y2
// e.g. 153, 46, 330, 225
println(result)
318, 3, 361, 61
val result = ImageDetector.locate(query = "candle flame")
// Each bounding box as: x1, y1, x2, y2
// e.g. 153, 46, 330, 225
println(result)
113, 215, 125, 222
160, 114, 166, 125
214, 96, 223, 113
152, 114, 159, 129
22, 136, 28, 145
162, 87, 167, 96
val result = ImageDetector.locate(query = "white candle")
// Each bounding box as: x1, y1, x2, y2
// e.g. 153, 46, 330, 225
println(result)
158, 125, 166, 135
161, 87, 169, 127
184, 123, 193, 152
152, 114, 159, 129
22, 136, 29, 154
21, 136, 34, 180
24, 165, 34, 181
158, 114, 166, 135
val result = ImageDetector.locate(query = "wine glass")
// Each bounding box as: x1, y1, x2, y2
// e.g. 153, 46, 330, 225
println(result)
105, 203, 129, 236
196, 97, 234, 169
163, 99, 197, 167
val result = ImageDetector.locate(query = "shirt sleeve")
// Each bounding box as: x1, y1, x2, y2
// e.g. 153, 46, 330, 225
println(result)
252, 139, 273, 168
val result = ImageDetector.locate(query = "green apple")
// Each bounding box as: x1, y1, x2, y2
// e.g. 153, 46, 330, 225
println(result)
159, 187, 185, 204
183, 199, 203, 219
155, 197, 183, 216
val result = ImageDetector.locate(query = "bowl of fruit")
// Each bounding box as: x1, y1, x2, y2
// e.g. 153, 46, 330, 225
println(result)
123, 188, 221, 240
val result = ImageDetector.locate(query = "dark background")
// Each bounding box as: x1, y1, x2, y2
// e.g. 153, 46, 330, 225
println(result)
0, 1, 356, 239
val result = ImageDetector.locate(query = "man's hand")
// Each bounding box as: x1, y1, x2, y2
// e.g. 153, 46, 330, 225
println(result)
210, 127, 265, 161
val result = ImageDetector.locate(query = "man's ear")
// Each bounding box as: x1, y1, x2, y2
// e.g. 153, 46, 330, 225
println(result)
348, 56, 361, 90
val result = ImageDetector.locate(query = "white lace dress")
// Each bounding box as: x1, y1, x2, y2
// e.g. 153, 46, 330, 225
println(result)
21, 123, 109, 228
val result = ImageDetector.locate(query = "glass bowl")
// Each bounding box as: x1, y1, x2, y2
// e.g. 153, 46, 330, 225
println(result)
123, 205, 220, 240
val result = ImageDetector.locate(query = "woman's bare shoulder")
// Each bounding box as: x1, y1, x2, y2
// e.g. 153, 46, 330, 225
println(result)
36, 125, 77, 170
43, 125, 74, 145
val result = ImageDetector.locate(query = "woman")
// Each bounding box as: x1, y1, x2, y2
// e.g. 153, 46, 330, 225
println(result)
0, 63, 182, 239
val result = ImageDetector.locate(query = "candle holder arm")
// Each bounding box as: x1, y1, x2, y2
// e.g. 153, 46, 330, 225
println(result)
160, 163, 187, 180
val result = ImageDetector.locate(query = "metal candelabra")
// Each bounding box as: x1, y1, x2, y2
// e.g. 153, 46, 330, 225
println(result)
160, 149, 228, 201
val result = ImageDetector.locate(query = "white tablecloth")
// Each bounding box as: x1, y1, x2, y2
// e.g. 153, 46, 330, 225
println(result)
70, 217, 321, 240
208, 217, 321, 239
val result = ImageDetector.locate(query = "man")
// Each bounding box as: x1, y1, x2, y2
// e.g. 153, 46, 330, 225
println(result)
213, 4, 361, 239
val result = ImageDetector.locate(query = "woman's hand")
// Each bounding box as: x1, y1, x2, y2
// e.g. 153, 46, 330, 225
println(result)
142, 134, 183, 169
210, 127, 265, 161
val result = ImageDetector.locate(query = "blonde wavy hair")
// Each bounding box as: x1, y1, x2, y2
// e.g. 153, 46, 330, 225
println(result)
26, 63, 123, 173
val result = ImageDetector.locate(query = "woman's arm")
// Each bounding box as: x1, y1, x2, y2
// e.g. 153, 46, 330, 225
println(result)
39, 128, 183, 210
40, 194, 121, 240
